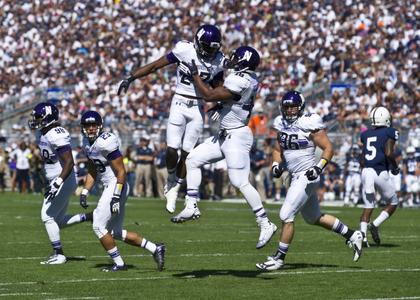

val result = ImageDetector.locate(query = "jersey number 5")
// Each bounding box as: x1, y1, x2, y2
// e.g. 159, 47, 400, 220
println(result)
365, 137, 377, 161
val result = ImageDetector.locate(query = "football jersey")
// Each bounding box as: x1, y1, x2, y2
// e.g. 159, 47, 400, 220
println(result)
37, 126, 73, 181
82, 132, 122, 185
167, 41, 224, 98
403, 157, 419, 175
346, 156, 361, 174
219, 71, 259, 129
360, 127, 399, 173
272, 113, 326, 173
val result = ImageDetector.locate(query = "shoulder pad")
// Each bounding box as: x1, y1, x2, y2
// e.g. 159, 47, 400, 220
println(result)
172, 41, 194, 61
96, 132, 119, 152
298, 113, 325, 131
223, 73, 249, 95
272, 115, 284, 131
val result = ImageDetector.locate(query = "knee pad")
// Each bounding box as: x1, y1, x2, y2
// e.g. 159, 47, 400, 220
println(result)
93, 225, 108, 239
111, 229, 127, 241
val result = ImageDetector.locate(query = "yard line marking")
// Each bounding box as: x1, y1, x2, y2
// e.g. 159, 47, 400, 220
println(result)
351, 297, 420, 300
0, 292, 52, 297
45, 297, 101, 300
0, 268, 419, 287
2, 248, 419, 261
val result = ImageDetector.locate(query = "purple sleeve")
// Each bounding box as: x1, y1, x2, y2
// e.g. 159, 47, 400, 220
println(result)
166, 52, 179, 63
56, 145, 72, 154
107, 149, 122, 161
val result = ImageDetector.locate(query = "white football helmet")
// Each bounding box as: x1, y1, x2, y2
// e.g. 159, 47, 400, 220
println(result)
369, 106, 391, 127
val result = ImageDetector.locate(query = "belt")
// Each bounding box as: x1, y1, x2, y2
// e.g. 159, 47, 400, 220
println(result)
175, 93, 202, 106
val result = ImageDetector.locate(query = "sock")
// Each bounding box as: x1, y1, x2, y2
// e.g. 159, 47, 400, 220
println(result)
45, 219, 61, 245
332, 218, 354, 239
141, 238, 157, 254
176, 177, 184, 185
107, 247, 124, 266
360, 221, 368, 236
186, 190, 199, 209
167, 168, 176, 183
239, 182, 263, 210
253, 206, 267, 219
276, 242, 289, 261
372, 211, 389, 227
65, 214, 86, 225
52, 240, 64, 255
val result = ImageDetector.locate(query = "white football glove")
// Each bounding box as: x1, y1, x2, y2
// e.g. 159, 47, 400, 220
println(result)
178, 62, 191, 77
44, 177, 64, 202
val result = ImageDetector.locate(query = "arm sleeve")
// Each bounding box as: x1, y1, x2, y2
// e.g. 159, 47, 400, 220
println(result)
98, 134, 121, 160
301, 114, 326, 132
50, 128, 72, 150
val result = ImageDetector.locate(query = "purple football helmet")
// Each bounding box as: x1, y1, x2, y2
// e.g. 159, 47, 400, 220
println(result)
28, 102, 59, 129
225, 46, 260, 72
194, 24, 222, 60
281, 90, 306, 122
81, 110, 103, 140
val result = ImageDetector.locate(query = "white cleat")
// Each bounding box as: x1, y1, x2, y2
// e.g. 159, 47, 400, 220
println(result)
40, 254, 67, 265
256, 255, 284, 271
164, 181, 179, 214
348, 230, 363, 262
170, 205, 201, 223
256, 218, 277, 249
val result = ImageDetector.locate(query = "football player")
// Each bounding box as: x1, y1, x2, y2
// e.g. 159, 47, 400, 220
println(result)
256, 91, 363, 271
171, 46, 277, 249
403, 146, 419, 207
29, 102, 92, 265
118, 24, 225, 214
79, 111, 165, 272
359, 106, 400, 246
343, 145, 362, 206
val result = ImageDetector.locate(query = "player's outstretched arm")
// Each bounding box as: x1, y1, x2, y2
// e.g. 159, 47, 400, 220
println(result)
109, 156, 126, 214
118, 55, 173, 95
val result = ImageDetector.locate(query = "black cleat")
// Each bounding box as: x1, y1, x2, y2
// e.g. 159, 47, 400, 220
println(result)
153, 243, 166, 271
368, 223, 381, 245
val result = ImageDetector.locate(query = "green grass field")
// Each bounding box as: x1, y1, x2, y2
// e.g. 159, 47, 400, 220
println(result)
0, 192, 419, 300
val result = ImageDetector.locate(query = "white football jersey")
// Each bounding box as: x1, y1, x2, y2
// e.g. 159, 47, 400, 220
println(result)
347, 157, 361, 174
37, 126, 73, 181
170, 41, 224, 98
82, 132, 121, 185
273, 113, 326, 173
219, 71, 259, 129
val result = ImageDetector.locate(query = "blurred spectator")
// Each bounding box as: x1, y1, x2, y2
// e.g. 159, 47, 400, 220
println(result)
123, 146, 136, 197
0, 147, 7, 192
154, 141, 167, 199
134, 136, 154, 198
250, 142, 268, 202
13, 142, 31, 193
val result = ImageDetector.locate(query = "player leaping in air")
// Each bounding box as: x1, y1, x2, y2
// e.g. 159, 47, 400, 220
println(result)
118, 24, 225, 215
172, 46, 277, 250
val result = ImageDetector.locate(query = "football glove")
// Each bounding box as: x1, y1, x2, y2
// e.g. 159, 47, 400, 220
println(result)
391, 167, 400, 175
110, 195, 120, 214
207, 103, 223, 122
305, 166, 322, 181
44, 177, 63, 202
79, 189, 89, 209
272, 162, 284, 178
178, 60, 199, 77
117, 76, 135, 95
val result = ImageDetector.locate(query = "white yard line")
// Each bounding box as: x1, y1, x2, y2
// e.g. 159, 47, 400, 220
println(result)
0, 268, 419, 287
351, 297, 420, 300
0, 292, 51, 297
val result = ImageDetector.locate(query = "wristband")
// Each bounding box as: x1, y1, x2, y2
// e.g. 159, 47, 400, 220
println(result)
55, 177, 63, 185
128, 76, 135, 83
113, 183, 123, 196
316, 158, 329, 172
81, 188, 89, 196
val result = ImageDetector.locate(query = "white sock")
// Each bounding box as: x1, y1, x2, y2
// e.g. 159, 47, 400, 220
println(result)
239, 182, 263, 210
65, 214, 85, 225
141, 238, 157, 254
372, 211, 389, 227
107, 246, 124, 266
360, 221, 368, 235
45, 220, 60, 243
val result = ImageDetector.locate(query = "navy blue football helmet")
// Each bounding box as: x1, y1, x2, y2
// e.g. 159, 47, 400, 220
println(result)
28, 102, 59, 129
194, 24, 222, 60
81, 110, 103, 140
281, 90, 306, 122
225, 46, 260, 72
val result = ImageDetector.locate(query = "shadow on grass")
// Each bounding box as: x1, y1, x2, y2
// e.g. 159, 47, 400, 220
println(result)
93, 263, 135, 271
173, 262, 344, 279
369, 243, 400, 248
66, 256, 86, 262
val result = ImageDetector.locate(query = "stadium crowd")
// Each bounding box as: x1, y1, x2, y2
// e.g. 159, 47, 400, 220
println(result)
0, 0, 419, 202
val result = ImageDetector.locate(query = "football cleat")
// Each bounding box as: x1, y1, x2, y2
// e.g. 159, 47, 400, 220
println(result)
164, 181, 178, 214
40, 254, 67, 265
348, 230, 363, 262
153, 243, 166, 271
256, 253, 284, 271
368, 223, 380, 245
256, 219, 277, 249
102, 264, 127, 272
170, 205, 201, 223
